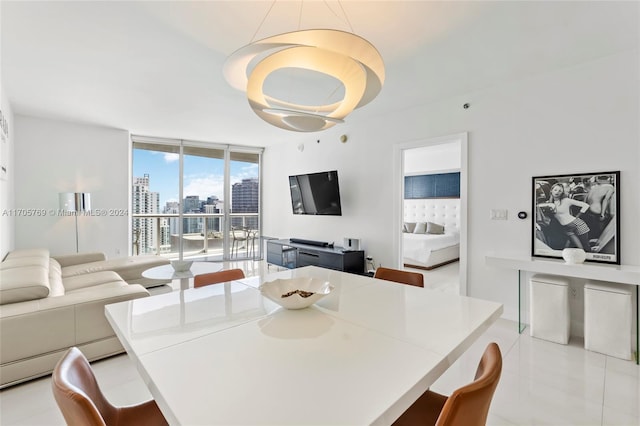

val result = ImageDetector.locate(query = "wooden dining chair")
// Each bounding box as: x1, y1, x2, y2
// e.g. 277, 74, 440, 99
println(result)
194, 268, 245, 288
392, 342, 502, 426
374, 266, 424, 287
52, 347, 168, 426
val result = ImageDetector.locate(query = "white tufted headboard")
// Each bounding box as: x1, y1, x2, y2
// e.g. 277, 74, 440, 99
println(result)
403, 198, 461, 231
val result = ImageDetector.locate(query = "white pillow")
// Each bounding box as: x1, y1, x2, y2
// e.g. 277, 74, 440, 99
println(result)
426, 222, 445, 234
404, 222, 417, 233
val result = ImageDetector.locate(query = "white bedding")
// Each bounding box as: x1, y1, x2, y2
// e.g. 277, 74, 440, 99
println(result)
403, 198, 461, 269
403, 231, 460, 267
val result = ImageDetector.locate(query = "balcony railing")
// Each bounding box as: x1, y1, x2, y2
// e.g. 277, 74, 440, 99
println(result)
131, 213, 260, 261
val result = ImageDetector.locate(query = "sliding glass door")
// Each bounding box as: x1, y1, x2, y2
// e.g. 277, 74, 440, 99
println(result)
132, 137, 262, 261
181, 144, 226, 260
132, 143, 179, 257
229, 151, 261, 259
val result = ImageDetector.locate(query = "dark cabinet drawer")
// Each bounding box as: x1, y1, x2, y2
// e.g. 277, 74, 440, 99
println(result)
297, 250, 341, 270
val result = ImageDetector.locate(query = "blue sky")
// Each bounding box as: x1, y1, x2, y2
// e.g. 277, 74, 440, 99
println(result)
133, 149, 259, 207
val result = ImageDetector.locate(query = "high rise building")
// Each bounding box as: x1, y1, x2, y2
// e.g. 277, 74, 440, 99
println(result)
232, 178, 259, 228
183, 195, 201, 213
159, 219, 170, 254
132, 174, 161, 254
204, 195, 222, 234
164, 201, 180, 237
183, 195, 202, 234
164, 201, 180, 214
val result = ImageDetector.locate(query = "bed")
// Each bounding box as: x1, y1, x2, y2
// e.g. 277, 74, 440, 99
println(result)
402, 198, 461, 270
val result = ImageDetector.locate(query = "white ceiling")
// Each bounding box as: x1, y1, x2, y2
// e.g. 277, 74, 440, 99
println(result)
1, 1, 637, 146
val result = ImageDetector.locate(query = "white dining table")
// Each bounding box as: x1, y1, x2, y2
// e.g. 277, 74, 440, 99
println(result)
105, 266, 503, 425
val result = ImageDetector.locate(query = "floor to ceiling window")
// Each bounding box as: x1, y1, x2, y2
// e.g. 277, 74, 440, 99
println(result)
131, 136, 263, 261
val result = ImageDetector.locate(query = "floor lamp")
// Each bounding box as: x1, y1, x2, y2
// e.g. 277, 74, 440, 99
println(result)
59, 192, 91, 253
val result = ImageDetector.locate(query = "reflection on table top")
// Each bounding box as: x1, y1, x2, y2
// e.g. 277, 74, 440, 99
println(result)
141, 261, 223, 281
106, 266, 502, 426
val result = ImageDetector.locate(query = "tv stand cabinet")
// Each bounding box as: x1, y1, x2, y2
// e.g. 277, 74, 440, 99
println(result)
267, 239, 365, 274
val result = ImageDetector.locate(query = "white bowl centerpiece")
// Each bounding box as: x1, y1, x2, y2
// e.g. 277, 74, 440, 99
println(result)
170, 260, 193, 272
259, 277, 333, 310
561, 248, 586, 264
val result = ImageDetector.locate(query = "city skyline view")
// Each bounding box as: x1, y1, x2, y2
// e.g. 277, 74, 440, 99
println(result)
132, 147, 260, 256
133, 148, 259, 207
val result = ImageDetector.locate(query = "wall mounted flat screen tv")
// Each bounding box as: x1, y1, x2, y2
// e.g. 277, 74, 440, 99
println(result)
289, 170, 342, 215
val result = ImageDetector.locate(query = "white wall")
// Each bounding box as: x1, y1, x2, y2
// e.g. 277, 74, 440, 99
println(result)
263, 49, 640, 321
403, 142, 460, 175
13, 116, 130, 257
0, 80, 15, 259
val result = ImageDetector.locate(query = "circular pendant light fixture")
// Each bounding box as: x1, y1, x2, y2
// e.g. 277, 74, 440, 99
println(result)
224, 28, 385, 132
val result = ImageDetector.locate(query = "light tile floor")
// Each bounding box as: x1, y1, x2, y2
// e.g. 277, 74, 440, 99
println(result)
1, 261, 638, 426
406, 261, 460, 294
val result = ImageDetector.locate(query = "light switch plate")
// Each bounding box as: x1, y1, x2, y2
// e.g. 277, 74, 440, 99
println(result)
490, 209, 508, 220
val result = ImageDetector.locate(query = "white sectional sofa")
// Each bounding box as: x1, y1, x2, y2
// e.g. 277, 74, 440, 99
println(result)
0, 248, 170, 388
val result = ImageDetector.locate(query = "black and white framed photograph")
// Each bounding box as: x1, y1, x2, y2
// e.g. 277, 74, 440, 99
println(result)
532, 171, 620, 264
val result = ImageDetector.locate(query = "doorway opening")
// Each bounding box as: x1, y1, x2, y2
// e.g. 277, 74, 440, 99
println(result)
393, 133, 468, 295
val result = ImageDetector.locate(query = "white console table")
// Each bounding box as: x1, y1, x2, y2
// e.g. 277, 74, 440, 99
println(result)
486, 253, 640, 364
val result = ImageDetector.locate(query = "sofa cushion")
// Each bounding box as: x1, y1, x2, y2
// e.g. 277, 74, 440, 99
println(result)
63, 271, 124, 292
5, 248, 50, 260
52, 252, 107, 267
61, 255, 170, 287
49, 259, 65, 298
0, 256, 50, 270
0, 267, 51, 305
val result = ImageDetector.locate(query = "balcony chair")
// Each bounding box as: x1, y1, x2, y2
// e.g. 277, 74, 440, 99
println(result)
194, 268, 246, 288
231, 226, 248, 258
374, 266, 424, 287
392, 342, 502, 426
52, 347, 168, 426
231, 226, 258, 259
